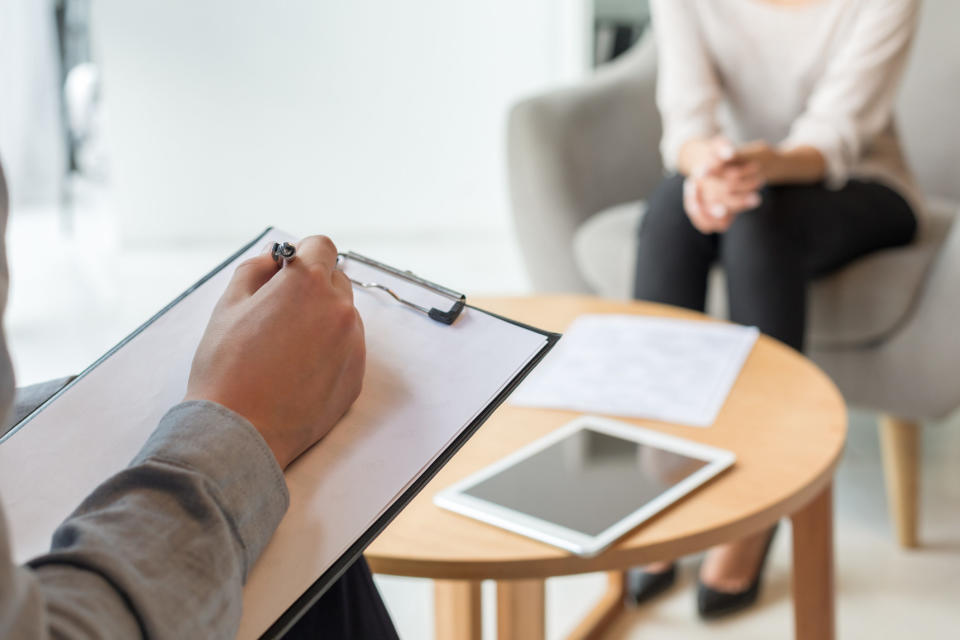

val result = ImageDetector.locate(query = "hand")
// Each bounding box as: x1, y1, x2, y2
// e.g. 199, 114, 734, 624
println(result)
682, 135, 737, 178
728, 141, 779, 183
185, 236, 366, 469
683, 158, 764, 234
732, 141, 826, 185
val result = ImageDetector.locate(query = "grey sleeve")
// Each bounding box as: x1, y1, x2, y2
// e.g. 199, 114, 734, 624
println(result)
0, 400, 289, 640
1, 377, 75, 439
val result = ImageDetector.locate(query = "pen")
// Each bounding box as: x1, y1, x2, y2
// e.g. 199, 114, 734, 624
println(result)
271, 241, 296, 267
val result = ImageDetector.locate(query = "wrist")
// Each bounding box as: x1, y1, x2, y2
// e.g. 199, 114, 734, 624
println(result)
767, 145, 826, 184
763, 151, 788, 184
184, 391, 295, 469
255, 423, 300, 470
678, 138, 716, 176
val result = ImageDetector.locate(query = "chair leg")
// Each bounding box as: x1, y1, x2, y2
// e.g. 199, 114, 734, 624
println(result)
878, 415, 920, 548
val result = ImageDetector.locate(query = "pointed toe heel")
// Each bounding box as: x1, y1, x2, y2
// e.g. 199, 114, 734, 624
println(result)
696, 524, 779, 620
626, 563, 677, 605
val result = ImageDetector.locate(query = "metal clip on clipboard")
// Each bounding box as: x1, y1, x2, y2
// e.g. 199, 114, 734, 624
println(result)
337, 252, 466, 325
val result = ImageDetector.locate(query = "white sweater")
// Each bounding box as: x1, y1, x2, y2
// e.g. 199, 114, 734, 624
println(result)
651, 0, 922, 215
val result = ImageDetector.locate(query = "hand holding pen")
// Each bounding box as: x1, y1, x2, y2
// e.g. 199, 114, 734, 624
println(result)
186, 235, 365, 469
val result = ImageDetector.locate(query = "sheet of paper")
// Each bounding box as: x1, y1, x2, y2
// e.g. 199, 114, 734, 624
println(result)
0, 230, 550, 639
510, 315, 758, 427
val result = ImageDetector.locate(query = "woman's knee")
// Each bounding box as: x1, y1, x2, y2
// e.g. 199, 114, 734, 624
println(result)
648, 173, 686, 207
725, 190, 800, 246
722, 193, 805, 271
639, 174, 697, 240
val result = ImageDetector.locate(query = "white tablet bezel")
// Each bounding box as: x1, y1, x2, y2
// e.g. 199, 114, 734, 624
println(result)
433, 415, 736, 557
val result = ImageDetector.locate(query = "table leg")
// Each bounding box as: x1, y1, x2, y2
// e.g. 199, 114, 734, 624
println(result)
435, 580, 482, 640
791, 484, 835, 640
497, 578, 545, 640
567, 571, 628, 640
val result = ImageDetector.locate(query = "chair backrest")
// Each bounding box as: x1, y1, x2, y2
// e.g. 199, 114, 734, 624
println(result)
896, 1, 960, 203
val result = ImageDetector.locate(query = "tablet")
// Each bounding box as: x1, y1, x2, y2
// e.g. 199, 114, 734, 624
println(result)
434, 416, 735, 557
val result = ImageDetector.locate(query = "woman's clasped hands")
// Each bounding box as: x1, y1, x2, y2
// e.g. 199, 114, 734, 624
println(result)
682, 137, 770, 234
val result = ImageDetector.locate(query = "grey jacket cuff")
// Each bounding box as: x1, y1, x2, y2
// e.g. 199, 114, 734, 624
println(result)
2, 376, 75, 439
134, 400, 290, 572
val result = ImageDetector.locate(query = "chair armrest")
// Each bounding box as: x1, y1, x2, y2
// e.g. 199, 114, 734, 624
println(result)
876, 202, 960, 418
507, 34, 663, 292
818, 201, 960, 419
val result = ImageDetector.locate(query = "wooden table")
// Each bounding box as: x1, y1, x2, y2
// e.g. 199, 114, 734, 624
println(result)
365, 295, 846, 639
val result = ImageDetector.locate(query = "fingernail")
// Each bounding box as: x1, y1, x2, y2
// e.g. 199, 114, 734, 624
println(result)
747, 193, 761, 207
710, 204, 726, 218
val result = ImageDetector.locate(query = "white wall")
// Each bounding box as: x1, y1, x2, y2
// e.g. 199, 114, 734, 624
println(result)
0, 0, 65, 209
92, 1, 590, 245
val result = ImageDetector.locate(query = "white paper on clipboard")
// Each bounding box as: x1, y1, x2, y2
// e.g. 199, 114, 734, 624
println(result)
0, 228, 554, 639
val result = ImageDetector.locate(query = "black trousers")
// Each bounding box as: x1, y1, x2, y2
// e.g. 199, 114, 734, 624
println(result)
633, 175, 918, 351
285, 557, 400, 639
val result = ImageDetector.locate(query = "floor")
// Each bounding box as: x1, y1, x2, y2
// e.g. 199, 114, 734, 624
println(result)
6, 204, 960, 639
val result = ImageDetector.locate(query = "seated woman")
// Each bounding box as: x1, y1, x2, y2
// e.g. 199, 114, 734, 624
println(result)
630, 0, 921, 618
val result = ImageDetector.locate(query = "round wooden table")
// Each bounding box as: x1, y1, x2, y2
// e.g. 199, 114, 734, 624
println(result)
365, 296, 846, 640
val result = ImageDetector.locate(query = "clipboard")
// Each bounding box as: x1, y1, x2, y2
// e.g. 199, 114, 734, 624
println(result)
0, 227, 559, 639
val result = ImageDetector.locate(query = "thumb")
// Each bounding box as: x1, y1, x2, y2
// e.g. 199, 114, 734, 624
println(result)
223, 253, 279, 302
710, 136, 735, 161
695, 137, 735, 178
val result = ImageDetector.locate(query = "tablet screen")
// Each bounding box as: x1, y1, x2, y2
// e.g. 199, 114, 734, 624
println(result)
462, 427, 709, 537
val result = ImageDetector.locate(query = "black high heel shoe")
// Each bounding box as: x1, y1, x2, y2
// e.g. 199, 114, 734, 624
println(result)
625, 563, 677, 605
696, 524, 779, 619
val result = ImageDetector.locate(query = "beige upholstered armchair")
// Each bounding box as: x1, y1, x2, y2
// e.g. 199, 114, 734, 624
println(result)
507, 3, 960, 548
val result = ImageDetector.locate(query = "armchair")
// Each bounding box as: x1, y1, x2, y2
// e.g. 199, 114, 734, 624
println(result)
507, 6, 960, 548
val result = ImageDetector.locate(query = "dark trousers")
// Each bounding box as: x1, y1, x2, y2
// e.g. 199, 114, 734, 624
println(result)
633, 175, 918, 351
285, 557, 399, 639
